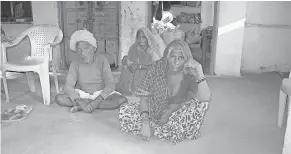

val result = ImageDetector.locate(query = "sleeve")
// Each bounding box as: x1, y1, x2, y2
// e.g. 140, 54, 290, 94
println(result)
133, 64, 155, 97
63, 62, 80, 101
99, 56, 115, 99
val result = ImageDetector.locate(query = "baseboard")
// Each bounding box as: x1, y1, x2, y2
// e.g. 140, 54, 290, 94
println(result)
206, 74, 243, 78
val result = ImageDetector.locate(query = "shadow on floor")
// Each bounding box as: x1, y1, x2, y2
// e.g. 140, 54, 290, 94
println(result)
1, 72, 287, 154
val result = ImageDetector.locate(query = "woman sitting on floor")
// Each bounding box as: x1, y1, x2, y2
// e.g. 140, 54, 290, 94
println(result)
116, 27, 163, 95
119, 39, 211, 144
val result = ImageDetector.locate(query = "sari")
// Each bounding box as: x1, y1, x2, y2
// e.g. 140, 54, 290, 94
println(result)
119, 40, 209, 144
117, 27, 161, 95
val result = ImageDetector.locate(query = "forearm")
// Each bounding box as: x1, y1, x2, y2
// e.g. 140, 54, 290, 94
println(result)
139, 97, 150, 121
63, 86, 80, 101
196, 72, 211, 102
100, 57, 116, 99
139, 97, 149, 113
100, 83, 115, 99
197, 82, 211, 102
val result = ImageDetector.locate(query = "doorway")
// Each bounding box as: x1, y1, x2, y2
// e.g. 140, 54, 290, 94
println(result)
149, 1, 218, 75
59, 1, 120, 70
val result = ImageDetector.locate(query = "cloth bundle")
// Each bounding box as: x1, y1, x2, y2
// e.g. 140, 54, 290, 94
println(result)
75, 89, 121, 100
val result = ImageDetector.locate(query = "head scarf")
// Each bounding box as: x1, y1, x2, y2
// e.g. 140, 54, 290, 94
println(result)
128, 27, 161, 64
135, 27, 159, 54
70, 30, 97, 52
162, 39, 194, 74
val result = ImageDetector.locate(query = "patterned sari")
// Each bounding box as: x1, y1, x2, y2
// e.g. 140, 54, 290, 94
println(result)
117, 27, 161, 95
119, 40, 210, 144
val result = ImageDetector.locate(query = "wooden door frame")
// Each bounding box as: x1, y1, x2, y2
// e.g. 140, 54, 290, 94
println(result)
57, 1, 67, 70
117, 1, 121, 68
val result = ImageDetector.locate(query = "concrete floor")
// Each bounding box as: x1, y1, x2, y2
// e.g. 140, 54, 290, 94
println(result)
1, 72, 287, 154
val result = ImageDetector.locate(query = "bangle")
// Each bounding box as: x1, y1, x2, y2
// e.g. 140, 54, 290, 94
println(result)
140, 111, 149, 116
139, 64, 142, 69
140, 111, 150, 120
196, 76, 206, 84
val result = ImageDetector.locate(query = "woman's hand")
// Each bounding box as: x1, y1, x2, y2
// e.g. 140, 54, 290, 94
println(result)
140, 120, 152, 141
128, 64, 141, 73
159, 114, 171, 125
159, 104, 181, 125
184, 59, 204, 79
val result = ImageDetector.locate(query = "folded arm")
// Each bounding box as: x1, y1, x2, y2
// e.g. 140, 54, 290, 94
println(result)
134, 65, 154, 115
189, 68, 211, 102
195, 73, 211, 102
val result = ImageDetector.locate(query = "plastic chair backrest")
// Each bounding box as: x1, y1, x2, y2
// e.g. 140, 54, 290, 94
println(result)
25, 25, 63, 60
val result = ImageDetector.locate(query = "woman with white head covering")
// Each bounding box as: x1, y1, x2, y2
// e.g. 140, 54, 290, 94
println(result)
117, 27, 163, 95
55, 30, 127, 113
119, 39, 211, 144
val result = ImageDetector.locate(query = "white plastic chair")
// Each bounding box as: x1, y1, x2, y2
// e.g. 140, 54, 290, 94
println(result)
278, 71, 291, 128
1, 25, 63, 105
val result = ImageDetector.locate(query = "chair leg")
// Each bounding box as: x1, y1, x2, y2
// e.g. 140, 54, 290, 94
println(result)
2, 70, 9, 102
278, 89, 288, 128
38, 69, 51, 105
26, 72, 36, 92
52, 62, 60, 93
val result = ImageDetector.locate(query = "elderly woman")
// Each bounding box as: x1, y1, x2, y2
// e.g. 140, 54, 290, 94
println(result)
55, 30, 127, 113
117, 27, 163, 95
119, 39, 211, 144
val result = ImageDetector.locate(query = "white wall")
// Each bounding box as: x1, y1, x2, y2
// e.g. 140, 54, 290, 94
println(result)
32, 1, 62, 69
214, 1, 247, 76
241, 2, 291, 73
2, 2, 61, 67
32, 1, 59, 26
201, 1, 214, 29
119, 1, 149, 66
1, 24, 33, 62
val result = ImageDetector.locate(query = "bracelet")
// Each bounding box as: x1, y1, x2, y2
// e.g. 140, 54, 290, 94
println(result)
140, 111, 149, 117
138, 64, 142, 69
196, 76, 206, 84
140, 111, 150, 120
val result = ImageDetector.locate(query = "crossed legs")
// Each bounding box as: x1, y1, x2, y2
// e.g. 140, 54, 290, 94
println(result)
55, 93, 128, 113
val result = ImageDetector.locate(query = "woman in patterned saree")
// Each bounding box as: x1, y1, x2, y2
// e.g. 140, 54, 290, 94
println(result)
116, 27, 162, 95
119, 39, 211, 144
